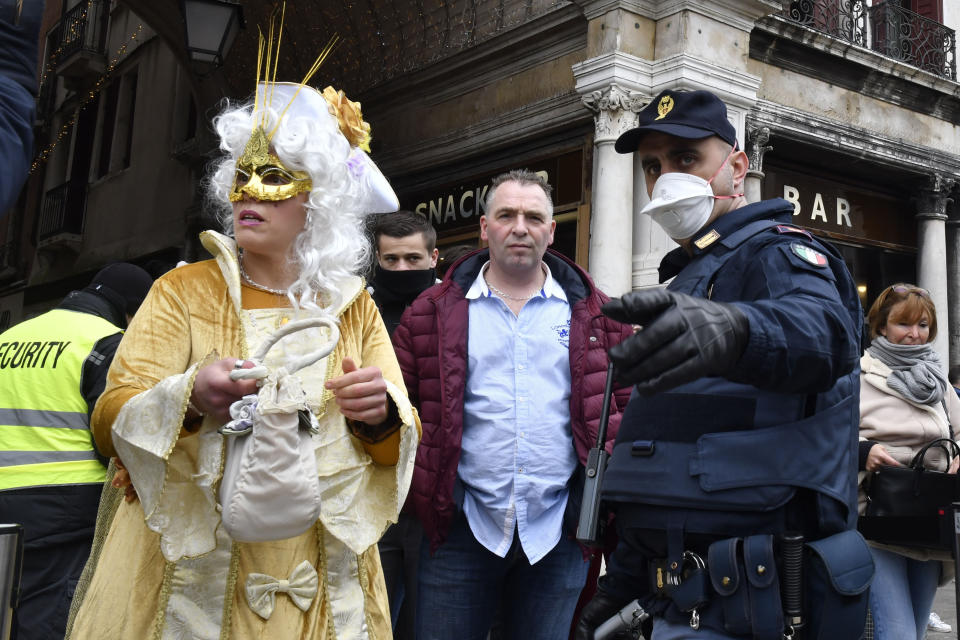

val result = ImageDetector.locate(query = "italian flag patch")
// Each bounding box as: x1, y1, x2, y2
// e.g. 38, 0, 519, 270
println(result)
791, 243, 828, 267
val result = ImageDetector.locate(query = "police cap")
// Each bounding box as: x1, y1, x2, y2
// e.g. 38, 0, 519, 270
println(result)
614, 89, 738, 154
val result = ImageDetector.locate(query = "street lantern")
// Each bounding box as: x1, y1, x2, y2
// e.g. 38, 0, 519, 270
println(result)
180, 0, 244, 66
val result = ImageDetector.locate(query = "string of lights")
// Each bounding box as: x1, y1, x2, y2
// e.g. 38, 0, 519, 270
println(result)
30, 22, 144, 174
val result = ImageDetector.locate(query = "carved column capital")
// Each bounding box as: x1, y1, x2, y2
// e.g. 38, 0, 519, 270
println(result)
916, 174, 956, 221
745, 124, 773, 173
947, 185, 960, 226
582, 84, 649, 144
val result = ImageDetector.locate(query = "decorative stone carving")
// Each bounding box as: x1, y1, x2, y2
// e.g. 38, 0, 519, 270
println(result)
916, 174, 956, 220
582, 84, 648, 143
746, 125, 773, 173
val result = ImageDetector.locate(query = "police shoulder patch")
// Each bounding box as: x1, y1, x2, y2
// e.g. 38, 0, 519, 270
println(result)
774, 224, 812, 239
790, 243, 828, 267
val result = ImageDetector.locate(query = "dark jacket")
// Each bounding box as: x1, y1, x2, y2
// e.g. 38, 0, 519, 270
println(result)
392, 248, 633, 553
601, 200, 864, 625
0, 0, 41, 215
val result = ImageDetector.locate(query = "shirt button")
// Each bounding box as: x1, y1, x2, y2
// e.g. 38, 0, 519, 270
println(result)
519, 467, 525, 473
518, 397, 525, 403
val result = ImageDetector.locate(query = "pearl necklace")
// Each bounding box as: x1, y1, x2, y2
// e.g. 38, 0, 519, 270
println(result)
484, 278, 542, 301
238, 256, 289, 296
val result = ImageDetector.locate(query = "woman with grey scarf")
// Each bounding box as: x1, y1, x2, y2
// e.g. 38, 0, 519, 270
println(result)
858, 283, 960, 640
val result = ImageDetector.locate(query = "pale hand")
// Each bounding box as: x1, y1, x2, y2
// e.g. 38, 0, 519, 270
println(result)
191, 358, 260, 424
325, 357, 389, 425
865, 444, 902, 472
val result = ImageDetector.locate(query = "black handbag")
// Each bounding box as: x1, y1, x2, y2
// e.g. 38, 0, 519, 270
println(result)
858, 437, 960, 550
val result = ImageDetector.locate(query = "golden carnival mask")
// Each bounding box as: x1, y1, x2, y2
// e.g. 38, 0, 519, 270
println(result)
227, 4, 398, 213
229, 127, 312, 202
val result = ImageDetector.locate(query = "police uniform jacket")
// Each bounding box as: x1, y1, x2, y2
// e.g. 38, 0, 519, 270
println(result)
602, 198, 862, 600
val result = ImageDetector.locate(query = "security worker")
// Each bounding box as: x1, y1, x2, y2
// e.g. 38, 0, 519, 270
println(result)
576, 90, 870, 640
0, 263, 153, 640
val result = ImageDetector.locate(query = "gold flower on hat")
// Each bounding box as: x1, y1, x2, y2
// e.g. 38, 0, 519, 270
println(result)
322, 86, 372, 152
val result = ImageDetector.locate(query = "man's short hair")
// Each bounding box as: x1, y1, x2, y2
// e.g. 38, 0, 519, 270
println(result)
373, 211, 437, 252
485, 169, 554, 217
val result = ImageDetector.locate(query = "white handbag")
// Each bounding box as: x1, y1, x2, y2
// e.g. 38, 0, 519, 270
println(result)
218, 317, 340, 543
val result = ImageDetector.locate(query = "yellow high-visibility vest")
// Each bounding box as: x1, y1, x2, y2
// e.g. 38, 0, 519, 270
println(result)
0, 309, 120, 491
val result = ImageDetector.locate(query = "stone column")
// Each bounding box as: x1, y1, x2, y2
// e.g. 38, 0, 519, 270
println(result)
916, 174, 956, 369
582, 84, 647, 296
946, 186, 960, 371
744, 125, 772, 204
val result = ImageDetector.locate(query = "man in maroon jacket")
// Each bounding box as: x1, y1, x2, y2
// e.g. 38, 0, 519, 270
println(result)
392, 169, 632, 639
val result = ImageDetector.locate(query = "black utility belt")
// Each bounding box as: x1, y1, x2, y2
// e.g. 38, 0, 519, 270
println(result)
646, 530, 873, 640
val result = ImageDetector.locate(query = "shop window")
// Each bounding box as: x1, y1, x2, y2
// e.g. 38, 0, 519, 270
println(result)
832, 241, 915, 312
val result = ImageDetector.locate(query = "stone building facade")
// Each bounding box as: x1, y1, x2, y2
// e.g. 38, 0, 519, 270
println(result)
2, 0, 958, 363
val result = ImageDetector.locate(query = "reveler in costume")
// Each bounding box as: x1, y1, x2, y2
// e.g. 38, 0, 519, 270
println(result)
65, 24, 419, 640
858, 284, 960, 640
0, 263, 152, 640
367, 210, 438, 639
393, 169, 633, 640
575, 89, 869, 640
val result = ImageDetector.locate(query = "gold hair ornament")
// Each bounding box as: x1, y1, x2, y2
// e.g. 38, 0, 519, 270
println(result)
322, 87, 372, 152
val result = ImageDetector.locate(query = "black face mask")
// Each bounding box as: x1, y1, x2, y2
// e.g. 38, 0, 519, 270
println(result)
372, 265, 436, 299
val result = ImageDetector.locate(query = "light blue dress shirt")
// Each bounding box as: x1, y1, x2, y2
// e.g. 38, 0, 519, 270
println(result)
459, 262, 577, 564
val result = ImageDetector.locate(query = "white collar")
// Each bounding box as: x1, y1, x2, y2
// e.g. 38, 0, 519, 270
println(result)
465, 261, 567, 302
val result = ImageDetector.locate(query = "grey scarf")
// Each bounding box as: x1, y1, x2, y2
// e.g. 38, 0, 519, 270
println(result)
867, 336, 949, 405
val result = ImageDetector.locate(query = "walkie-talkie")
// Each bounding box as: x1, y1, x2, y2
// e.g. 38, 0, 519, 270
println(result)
576, 361, 615, 547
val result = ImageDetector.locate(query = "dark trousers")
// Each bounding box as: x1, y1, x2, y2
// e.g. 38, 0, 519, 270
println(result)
416, 512, 589, 640
0, 485, 99, 640
379, 511, 423, 640
12, 537, 92, 640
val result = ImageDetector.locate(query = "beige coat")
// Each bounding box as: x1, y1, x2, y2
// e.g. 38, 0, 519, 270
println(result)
858, 350, 960, 568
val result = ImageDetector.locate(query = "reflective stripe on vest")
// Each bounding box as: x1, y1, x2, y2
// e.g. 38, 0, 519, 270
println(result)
0, 309, 119, 490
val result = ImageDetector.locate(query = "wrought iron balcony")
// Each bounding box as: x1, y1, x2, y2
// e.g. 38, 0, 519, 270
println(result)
868, 2, 956, 80
38, 179, 87, 246
782, 1, 867, 46
779, 1, 956, 80
49, 0, 109, 80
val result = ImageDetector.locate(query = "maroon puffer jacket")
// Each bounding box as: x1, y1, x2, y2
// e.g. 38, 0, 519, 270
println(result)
392, 249, 634, 553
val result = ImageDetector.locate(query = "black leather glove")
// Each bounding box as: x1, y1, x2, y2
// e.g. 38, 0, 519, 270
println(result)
574, 589, 634, 640
602, 289, 749, 395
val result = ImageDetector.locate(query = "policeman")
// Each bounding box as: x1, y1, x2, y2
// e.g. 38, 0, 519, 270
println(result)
0, 262, 153, 640
576, 90, 870, 640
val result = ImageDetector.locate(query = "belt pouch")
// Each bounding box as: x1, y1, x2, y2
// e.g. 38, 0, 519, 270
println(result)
708, 538, 750, 636
742, 535, 783, 640
671, 570, 709, 613
805, 530, 873, 640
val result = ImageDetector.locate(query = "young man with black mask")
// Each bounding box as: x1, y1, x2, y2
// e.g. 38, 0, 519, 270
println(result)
369, 210, 439, 336
369, 210, 437, 639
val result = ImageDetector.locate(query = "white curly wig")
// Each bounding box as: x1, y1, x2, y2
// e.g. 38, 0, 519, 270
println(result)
207, 97, 375, 313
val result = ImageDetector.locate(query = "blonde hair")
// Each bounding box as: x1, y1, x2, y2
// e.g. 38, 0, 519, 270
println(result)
866, 283, 936, 341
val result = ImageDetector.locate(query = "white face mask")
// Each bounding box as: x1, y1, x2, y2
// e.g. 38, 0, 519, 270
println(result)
641, 172, 716, 240
640, 149, 742, 240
